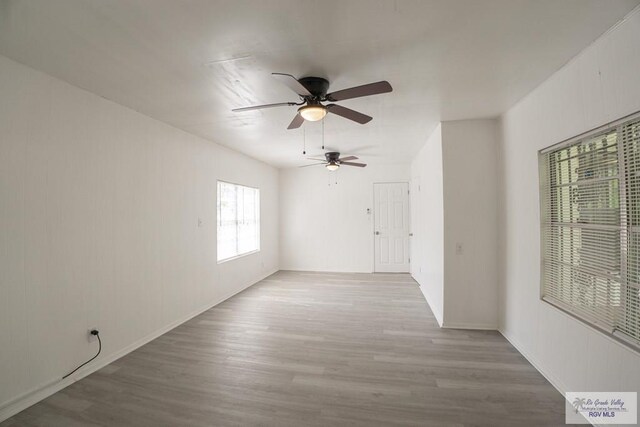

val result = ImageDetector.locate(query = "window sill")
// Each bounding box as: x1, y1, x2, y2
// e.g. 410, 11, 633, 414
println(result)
217, 250, 260, 265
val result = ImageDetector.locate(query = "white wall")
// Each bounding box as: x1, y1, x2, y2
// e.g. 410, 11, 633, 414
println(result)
441, 120, 498, 329
0, 54, 279, 420
498, 8, 640, 396
279, 163, 409, 273
410, 125, 444, 325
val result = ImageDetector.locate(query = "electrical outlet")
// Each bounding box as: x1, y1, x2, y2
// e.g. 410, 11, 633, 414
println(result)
88, 327, 98, 342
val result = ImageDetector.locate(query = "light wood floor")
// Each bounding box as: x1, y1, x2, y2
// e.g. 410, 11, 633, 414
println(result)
2, 271, 569, 426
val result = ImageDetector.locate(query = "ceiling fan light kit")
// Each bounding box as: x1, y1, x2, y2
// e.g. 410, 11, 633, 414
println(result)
298, 104, 326, 121
326, 163, 340, 171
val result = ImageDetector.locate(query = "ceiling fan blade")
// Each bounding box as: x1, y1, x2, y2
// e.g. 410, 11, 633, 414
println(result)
326, 81, 392, 102
287, 113, 305, 129
340, 161, 367, 168
338, 156, 358, 162
272, 73, 312, 96
306, 157, 326, 161
326, 104, 372, 124
232, 102, 297, 112
299, 162, 326, 168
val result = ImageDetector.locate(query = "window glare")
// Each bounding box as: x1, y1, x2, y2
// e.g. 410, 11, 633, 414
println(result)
217, 181, 260, 262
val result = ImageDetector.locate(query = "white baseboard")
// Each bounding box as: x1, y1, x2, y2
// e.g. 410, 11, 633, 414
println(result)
498, 328, 569, 395
496, 328, 598, 424
0, 269, 277, 423
500, 328, 605, 426
443, 322, 497, 330
279, 267, 373, 273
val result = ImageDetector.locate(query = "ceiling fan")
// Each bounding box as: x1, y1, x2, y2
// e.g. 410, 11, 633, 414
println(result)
232, 73, 392, 129
301, 152, 366, 171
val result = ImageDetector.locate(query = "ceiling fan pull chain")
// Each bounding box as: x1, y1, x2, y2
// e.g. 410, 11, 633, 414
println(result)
302, 126, 306, 155
322, 119, 325, 150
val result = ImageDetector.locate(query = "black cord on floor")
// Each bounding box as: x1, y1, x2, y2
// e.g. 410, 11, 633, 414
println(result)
63, 331, 101, 379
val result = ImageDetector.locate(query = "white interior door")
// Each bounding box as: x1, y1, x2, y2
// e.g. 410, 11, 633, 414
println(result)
374, 182, 410, 273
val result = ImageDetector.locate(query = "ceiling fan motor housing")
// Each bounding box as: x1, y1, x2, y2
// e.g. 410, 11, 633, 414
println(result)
298, 77, 330, 99
325, 152, 341, 162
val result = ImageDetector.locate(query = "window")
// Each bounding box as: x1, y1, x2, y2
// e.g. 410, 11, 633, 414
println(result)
539, 112, 640, 349
217, 181, 260, 262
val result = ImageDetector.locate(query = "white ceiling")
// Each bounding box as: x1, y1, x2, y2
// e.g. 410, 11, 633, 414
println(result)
0, 0, 638, 168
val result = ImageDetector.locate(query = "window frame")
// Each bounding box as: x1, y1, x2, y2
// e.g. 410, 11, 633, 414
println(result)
538, 110, 640, 353
216, 180, 261, 264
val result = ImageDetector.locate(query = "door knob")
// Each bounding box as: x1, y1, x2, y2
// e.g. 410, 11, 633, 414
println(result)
375, 231, 380, 235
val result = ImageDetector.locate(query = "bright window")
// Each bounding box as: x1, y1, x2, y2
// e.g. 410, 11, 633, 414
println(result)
217, 181, 260, 262
539, 112, 640, 349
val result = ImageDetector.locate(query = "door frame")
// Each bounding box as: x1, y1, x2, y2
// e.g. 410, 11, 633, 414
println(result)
372, 181, 411, 273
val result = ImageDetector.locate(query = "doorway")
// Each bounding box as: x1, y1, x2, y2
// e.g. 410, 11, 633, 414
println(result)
373, 182, 410, 273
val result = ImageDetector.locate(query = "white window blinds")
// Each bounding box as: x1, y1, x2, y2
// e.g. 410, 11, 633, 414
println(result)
217, 181, 260, 262
539, 113, 640, 348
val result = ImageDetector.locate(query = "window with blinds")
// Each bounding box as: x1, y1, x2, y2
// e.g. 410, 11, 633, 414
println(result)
539, 113, 640, 349
217, 181, 260, 262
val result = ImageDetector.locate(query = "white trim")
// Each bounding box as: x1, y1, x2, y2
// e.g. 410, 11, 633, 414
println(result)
498, 328, 568, 394
497, 329, 606, 426
217, 249, 260, 264
279, 267, 374, 273
442, 322, 497, 330
0, 269, 277, 423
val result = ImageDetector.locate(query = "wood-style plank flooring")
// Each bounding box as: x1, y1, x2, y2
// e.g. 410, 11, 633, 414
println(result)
2, 271, 569, 426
